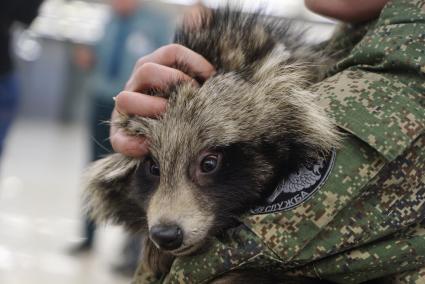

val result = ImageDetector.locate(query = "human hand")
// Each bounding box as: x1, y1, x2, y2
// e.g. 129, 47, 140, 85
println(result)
110, 44, 216, 157
305, 0, 389, 23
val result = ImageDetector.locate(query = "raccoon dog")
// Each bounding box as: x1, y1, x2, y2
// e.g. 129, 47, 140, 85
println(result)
85, 6, 340, 282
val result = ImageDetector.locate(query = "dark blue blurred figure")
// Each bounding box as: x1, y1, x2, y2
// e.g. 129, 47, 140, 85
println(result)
71, 0, 172, 276
0, 0, 43, 158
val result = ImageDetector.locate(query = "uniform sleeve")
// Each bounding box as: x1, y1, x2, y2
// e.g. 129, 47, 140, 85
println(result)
316, 0, 425, 161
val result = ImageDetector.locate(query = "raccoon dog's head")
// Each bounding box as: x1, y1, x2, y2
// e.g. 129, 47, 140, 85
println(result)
86, 58, 339, 256
85, 7, 340, 257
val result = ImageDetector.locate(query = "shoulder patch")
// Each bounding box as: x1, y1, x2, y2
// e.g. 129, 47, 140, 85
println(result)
250, 149, 336, 215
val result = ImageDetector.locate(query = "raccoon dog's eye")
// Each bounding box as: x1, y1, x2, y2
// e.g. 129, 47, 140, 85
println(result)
200, 154, 221, 173
145, 157, 160, 177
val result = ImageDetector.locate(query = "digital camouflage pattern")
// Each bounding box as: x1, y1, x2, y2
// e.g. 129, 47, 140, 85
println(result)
134, 0, 425, 283
389, 265, 425, 284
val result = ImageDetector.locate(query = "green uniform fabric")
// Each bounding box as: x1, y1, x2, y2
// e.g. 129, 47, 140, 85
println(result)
388, 266, 425, 283
134, 0, 425, 283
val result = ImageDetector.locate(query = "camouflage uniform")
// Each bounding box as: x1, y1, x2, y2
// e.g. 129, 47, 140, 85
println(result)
135, 0, 425, 283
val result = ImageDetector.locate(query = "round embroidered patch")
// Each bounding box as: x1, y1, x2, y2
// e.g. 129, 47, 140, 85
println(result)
250, 148, 336, 215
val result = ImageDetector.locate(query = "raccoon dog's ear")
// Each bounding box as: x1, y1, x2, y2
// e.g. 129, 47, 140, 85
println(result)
112, 113, 156, 138
83, 154, 147, 232
85, 153, 138, 184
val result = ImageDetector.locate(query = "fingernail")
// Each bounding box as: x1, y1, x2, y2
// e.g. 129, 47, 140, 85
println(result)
112, 96, 116, 101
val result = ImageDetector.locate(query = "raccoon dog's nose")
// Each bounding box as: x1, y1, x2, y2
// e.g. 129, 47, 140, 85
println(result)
150, 224, 183, 250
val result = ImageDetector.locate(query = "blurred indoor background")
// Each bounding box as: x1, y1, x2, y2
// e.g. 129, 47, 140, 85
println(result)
0, 1, 335, 283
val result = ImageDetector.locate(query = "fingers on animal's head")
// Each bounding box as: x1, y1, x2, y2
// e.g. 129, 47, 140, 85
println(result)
127, 62, 195, 93
173, 44, 216, 80
129, 44, 214, 89
152, 44, 215, 80
142, 62, 197, 91
110, 129, 148, 157
115, 91, 167, 117
131, 44, 183, 76
126, 62, 160, 92
125, 55, 153, 90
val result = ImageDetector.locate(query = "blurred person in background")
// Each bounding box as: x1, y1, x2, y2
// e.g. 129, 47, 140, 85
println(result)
0, 0, 43, 160
71, 0, 173, 276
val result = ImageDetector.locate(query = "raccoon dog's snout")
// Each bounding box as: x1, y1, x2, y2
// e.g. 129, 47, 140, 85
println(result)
150, 224, 183, 251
